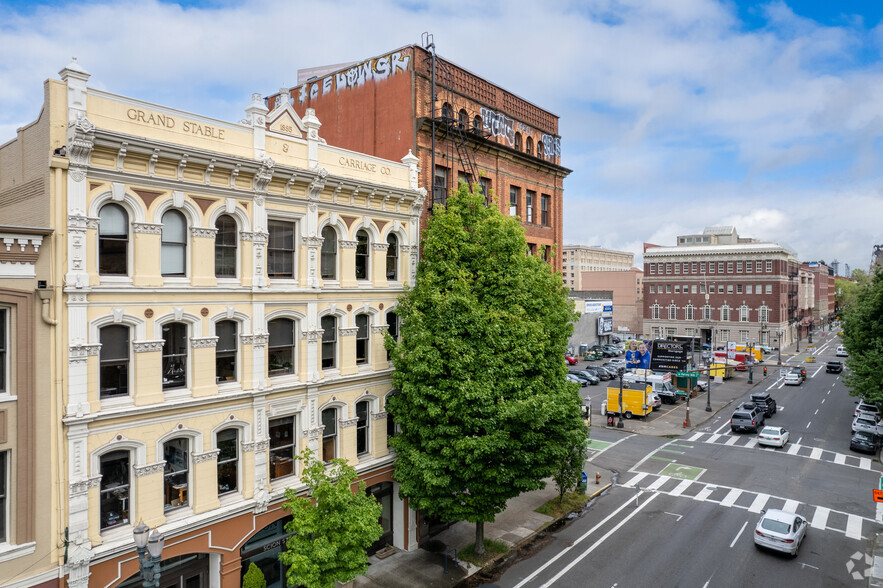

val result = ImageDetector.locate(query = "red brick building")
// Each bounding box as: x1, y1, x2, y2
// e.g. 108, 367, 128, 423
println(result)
268, 43, 570, 271
643, 227, 808, 350
801, 262, 835, 324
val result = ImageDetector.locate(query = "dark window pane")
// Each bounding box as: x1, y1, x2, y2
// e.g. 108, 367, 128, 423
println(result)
98, 204, 128, 275
386, 234, 398, 280
321, 316, 336, 369
100, 325, 129, 398
100, 450, 130, 529
217, 428, 238, 494
269, 416, 295, 479
355, 230, 369, 280
356, 314, 369, 365
163, 438, 189, 510
161, 210, 187, 276
356, 401, 369, 454
321, 226, 337, 280
0, 452, 5, 541
0, 310, 5, 394
268, 220, 295, 278
322, 408, 337, 462
215, 215, 237, 277
215, 321, 237, 382
162, 323, 187, 389
268, 318, 295, 376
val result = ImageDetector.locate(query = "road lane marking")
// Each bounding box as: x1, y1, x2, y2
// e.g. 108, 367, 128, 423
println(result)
821, 398, 825, 404
834, 454, 846, 465
812, 365, 823, 377
721, 488, 742, 507
687, 433, 703, 442
631, 439, 676, 471
725, 436, 739, 446
784, 499, 800, 512
846, 515, 863, 540
708, 434, 721, 443
811, 507, 829, 529
806, 421, 812, 429
877, 503, 883, 524
695, 486, 716, 501
587, 433, 636, 462
745, 438, 758, 449
624, 472, 649, 487
713, 420, 731, 435
646, 477, 669, 491
659, 449, 685, 454
814, 409, 819, 415
670, 480, 693, 496
649, 456, 675, 462
536, 493, 660, 588
810, 448, 823, 460
730, 521, 748, 548
512, 493, 657, 588
860, 457, 872, 469
787, 443, 801, 455
748, 493, 770, 513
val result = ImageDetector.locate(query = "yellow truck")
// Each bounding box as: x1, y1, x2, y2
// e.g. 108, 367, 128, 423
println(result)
604, 384, 653, 420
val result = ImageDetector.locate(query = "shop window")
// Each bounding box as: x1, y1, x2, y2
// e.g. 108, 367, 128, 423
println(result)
216, 428, 238, 495
214, 215, 237, 278
98, 203, 129, 275
99, 325, 129, 398
355, 230, 369, 280
99, 450, 130, 530
267, 318, 295, 376
386, 234, 398, 281
268, 220, 295, 278
321, 316, 337, 369
356, 401, 369, 455
215, 320, 237, 383
269, 416, 296, 480
161, 210, 187, 276
161, 322, 187, 390
321, 408, 337, 462
163, 438, 190, 510
355, 314, 369, 365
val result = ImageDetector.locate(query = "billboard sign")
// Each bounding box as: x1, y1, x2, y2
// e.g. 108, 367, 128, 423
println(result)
649, 340, 688, 372
598, 316, 613, 335
585, 299, 613, 314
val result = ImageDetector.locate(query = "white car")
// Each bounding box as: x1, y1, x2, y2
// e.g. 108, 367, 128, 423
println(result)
607, 358, 627, 369
836, 345, 849, 357
757, 426, 789, 448
783, 373, 802, 386
754, 509, 807, 556
852, 415, 881, 436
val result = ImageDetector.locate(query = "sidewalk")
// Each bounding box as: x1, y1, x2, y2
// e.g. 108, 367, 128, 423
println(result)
355, 341, 814, 587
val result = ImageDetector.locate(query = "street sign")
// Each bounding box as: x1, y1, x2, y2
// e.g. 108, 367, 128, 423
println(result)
779, 368, 788, 378
676, 371, 700, 378
879, 475, 883, 491
874, 489, 883, 503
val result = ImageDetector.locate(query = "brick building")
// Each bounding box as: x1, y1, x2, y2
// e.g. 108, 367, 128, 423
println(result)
643, 227, 811, 350
562, 245, 634, 290
268, 43, 570, 271
576, 268, 644, 338
800, 262, 834, 325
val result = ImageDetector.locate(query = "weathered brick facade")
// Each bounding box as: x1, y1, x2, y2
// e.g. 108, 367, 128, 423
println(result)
272, 45, 570, 272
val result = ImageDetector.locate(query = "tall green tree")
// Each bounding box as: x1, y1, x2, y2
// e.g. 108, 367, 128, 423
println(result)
841, 267, 883, 404
386, 182, 585, 555
278, 449, 383, 588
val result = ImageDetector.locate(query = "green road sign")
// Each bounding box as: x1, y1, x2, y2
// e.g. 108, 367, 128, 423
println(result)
879, 476, 883, 491
676, 371, 700, 378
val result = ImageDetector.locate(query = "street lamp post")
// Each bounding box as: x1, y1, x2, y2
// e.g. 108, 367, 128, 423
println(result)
616, 367, 625, 429
705, 324, 713, 412
777, 329, 782, 366
133, 521, 165, 588
748, 339, 754, 384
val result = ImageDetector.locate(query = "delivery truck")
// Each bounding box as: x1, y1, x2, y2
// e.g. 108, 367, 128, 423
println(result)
603, 384, 653, 419
623, 370, 682, 403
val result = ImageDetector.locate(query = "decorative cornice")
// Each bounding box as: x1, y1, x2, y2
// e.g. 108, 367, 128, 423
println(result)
68, 117, 95, 171
254, 156, 275, 194
69, 475, 101, 495
134, 461, 165, 477
371, 242, 389, 251
339, 240, 358, 249
306, 427, 322, 440
133, 222, 163, 235
303, 236, 324, 248
338, 327, 358, 337
339, 417, 359, 429
69, 344, 101, 364
305, 330, 323, 342
241, 231, 268, 243
190, 227, 218, 239
190, 336, 219, 349
241, 333, 269, 347
370, 325, 388, 334
85, 218, 100, 230
193, 449, 220, 464
133, 340, 164, 353
307, 167, 328, 199
241, 439, 269, 453
371, 411, 388, 421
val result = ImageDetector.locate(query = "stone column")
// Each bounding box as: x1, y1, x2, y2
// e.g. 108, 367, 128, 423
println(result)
190, 227, 218, 287
132, 340, 165, 406
190, 336, 219, 398
192, 449, 222, 513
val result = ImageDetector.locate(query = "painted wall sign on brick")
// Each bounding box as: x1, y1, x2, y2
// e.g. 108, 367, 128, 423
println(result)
296, 50, 411, 104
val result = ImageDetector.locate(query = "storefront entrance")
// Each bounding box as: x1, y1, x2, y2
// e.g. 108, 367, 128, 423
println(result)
366, 482, 394, 554
239, 516, 292, 588
118, 553, 209, 588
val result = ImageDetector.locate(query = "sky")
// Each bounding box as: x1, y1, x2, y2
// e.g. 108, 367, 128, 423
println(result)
1, 0, 882, 276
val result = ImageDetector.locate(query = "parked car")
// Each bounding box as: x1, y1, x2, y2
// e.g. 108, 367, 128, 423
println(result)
757, 426, 789, 448
607, 358, 627, 369
583, 365, 612, 381
836, 345, 849, 357
750, 392, 777, 418
850, 431, 882, 454
852, 415, 881, 436
569, 370, 600, 385
754, 509, 807, 556
597, 364, 620, 377
856, 400, 881, 420
731, 404, 765, 433
565, 373, 587, 387
564, 353, 578, 365
783, 373, 802, 386
602, 345, 622, 356
825, 361, 843, 374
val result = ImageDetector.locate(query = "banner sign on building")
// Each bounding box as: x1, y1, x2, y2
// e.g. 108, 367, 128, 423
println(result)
598, 316, 613, 335
585, 299, 613, 314
649, 340, 688, 372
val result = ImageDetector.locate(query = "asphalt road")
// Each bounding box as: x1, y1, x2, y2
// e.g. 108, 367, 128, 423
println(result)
492, 335, 880, 587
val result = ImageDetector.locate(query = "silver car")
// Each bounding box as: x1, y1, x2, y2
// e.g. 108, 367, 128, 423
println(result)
754, 509, 807, 556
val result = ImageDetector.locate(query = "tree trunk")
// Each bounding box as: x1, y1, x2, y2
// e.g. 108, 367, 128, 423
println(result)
474, 521, 485, 556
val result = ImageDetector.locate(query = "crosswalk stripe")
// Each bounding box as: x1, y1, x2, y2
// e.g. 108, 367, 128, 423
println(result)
861, 457, 872, 470
725, 436, 739, 446
670, 480, 692, 497
624, 472, 649, 487
687, 433, 703, 442
810, 447, 823, 460
846, 514, 863, 540
748, 493, 770, 513
811, 507, 829, 529
721, 488, 742, 507
786, 443, 801, 455
783, 499, 800, 513
834, 454, 846, 465
647, 477, 669, 491
745, 438, 758, 449
695, 486, 716, 501
709, 434, 721, 443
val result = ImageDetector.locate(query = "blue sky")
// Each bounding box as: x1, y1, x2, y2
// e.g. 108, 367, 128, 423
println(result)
1, 0, 881, 275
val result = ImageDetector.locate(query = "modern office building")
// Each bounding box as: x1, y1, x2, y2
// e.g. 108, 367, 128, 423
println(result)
0, 60, 424, 588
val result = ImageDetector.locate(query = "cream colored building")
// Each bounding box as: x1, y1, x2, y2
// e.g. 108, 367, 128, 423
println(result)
562, 245, 634, 290
0, 60, 425, 588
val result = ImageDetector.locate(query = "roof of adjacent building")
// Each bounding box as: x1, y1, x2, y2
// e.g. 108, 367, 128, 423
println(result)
643, 242, 796, 258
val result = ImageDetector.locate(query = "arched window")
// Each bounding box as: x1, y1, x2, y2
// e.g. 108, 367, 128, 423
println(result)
441, 102, 453, 120
99, 325, 129, 398
703, 304, 712, 320
216, 428, 238, 495
356, 401, 369, 455
321, 407, 337, 462
759, 306, 770, 323
668, 304, 677, 320
268, 318, 295, 376
355, 314, 369, 365
161, 322, 187, 390
458, 109, 468, 128
473, 115, 482, 132
161, 210, 187, 276
514, 132, 522, 151
386, 234, 398, 281
526, 136, 533, 156
321, 316, 337, 369
214, 215, 237, 278
685, 304, 695, 321
721, 305, 731, 322
163, 437, 189, 510
537, 140, 545, 158
355, 230, 369, 280
740, 305, 750, 322
651, 304, 661, 319
98, 204, 129, 275
99, 450, 130, 529
215, 320, 237, 383
321, 226, 337, 280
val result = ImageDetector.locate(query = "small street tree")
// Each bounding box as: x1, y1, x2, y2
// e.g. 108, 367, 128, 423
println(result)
841, 267, 883, 405
278, 449, 383, 588
551, 428, 589, 503
386, 181, 586, 555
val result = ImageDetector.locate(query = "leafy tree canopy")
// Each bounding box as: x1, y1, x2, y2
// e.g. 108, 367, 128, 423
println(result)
841, 267, 883, 404
279, 449, 383, 588
386, 182, 585, 547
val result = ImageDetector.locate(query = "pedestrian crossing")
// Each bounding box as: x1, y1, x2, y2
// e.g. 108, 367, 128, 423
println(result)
621, 472, 876, 541
686, 431, 878, 471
